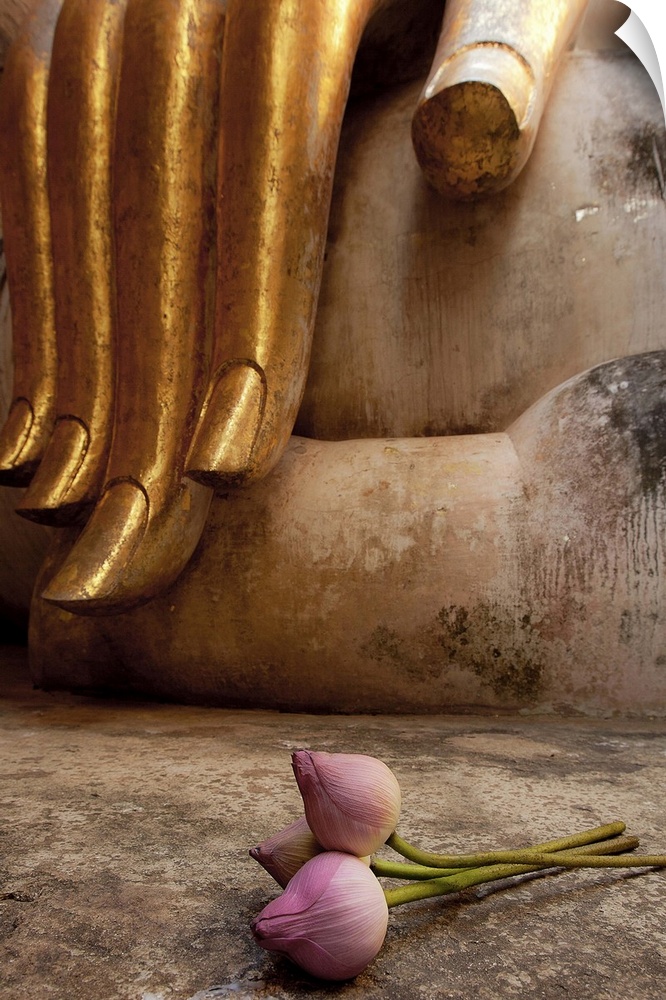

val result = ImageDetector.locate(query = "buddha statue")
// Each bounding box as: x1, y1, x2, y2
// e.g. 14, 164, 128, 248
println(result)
1, 0, 664, 714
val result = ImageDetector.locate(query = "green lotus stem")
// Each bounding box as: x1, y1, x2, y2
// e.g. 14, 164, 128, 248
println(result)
384, 839, 664, 908
372, 859, 462, 879
386, 821, 627, 869
496, 851, 666, 869
373, 835, 639, 881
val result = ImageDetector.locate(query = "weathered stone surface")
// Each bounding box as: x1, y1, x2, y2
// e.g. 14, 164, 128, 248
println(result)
1, 646, 665, 999
29, 353, 666, 717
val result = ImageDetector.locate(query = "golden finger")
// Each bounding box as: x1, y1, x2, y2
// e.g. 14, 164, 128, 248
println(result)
412, 0, 589, 198
18, 0, 128, 525
185, 0, 384, 487
42, 0, 225, 614
0, 0, 63, 484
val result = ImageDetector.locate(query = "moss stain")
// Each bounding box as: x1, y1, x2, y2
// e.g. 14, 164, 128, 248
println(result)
359, 605, 547, 703
436, 603, 544, 701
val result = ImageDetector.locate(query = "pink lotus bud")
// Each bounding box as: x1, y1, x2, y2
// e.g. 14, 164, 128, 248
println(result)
251, 852, 389, 981
249, 816, 325, 888
291, 750, 401, 856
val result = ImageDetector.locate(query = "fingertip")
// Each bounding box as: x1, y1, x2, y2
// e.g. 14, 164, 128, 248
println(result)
412, 44, 536, 199
185, 360, 267, 488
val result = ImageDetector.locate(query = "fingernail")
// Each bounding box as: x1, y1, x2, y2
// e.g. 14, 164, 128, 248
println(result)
412, 44, 536, 199
41, 478, 149, 611
17, 417, 96, 525
0, 398, 39, 485
186, 361, 266, 487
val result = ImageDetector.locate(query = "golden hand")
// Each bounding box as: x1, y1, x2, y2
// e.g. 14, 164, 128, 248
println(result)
1, 0, 394, 613
0, 0, 590, 614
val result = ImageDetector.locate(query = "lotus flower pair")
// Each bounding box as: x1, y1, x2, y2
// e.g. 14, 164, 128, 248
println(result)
250, 750, 400, 979
249, 750, 666, 983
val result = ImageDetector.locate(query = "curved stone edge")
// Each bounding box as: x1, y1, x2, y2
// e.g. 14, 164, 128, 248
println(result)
28, 351, 666, 717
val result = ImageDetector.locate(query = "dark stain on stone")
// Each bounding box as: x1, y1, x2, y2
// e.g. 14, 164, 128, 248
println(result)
437, 605, 470, 644
620, 608, 635, 645
436, 604, 544, 701
588, 116, 666, 201
625, 123, 666, 197
359, 609, 549, 699
361, 624, 405, 664
585, 352, 666, 499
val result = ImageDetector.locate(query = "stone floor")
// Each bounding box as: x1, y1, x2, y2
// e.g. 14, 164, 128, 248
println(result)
1, 643, 665, 1000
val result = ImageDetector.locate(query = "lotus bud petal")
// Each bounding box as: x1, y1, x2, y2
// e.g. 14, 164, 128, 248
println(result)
249, 816, 325, 888
291, 750, 401, 856
251, 852, 389, 981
